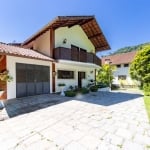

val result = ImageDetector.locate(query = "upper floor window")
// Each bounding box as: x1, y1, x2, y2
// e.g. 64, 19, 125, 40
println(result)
116, 64, 121, 68
58, 70, 74, 79
124, 64, 129, 67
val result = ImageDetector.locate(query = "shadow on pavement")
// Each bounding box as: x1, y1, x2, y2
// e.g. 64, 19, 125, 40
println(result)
75, 91, 143, 106
3, 91, 143, 119
4, 94, 70, 118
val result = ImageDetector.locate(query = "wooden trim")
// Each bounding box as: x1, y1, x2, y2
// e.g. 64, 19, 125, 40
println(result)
0, 55, 7, 100
88, 33, 103, 39
50, 28, 55, 58
52, 63, 55, 92
22, 16, 110, 51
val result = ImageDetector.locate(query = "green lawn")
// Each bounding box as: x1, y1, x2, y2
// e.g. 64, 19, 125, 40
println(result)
144, 96, 150, 122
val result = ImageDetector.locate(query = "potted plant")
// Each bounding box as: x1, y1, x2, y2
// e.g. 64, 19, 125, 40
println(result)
0, 89, 5, 109
0, 70, 13, 82
58, 83, 66, 96
0, 70, 13, 109
0, 89, 4, 97
0, 70, 13, 96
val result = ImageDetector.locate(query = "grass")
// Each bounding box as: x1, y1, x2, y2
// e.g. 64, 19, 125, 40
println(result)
144, 96, 150, 122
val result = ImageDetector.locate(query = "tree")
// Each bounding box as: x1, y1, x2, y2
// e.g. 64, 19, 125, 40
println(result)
96, 64, 115, 86
130, 45, 150, 86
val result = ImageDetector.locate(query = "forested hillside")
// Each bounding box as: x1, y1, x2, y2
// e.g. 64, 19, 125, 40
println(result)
111, 42, 150, 55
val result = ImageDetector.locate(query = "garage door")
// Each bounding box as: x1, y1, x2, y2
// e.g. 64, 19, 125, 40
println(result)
16, 63, 50, 98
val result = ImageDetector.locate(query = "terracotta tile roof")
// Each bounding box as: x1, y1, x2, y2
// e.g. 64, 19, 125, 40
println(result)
101, 51, 137, 65
22, 16, 110, 52
0, 43, 53, 61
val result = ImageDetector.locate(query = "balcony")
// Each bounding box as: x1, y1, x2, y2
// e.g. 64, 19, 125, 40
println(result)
54, 47, 101, 66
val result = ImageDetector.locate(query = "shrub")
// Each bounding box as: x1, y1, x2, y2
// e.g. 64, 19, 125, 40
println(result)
65, 90, 76, 97
111, 84, 120, 90
80, 87, 89, 94
97, 82, 108, 88
90, 85, 98, 92
58, 83, 66, 86
143, 83, 150, 96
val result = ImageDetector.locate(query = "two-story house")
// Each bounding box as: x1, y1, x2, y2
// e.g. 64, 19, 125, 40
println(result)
102, 51, 137, 87
0, 16, 110, 100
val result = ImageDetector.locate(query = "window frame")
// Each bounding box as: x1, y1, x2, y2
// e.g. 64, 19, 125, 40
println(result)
124, 64, 129, 67
57, 70, 74, 79
116, 64, 121, 68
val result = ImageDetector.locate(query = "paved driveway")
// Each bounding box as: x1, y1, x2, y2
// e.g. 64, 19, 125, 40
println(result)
0, 91, 150, 150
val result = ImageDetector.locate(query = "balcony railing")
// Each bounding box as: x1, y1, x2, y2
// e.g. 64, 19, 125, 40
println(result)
54, 47, 101, 66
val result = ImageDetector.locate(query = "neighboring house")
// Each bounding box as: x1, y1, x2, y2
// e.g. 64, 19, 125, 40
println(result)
0, 16, 110, 100
102, 51, 137, 87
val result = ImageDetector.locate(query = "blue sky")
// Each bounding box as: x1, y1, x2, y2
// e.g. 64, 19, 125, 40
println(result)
0, 0, 150, 57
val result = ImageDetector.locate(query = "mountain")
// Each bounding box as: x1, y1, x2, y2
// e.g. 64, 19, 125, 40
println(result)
111, 42, 150, 55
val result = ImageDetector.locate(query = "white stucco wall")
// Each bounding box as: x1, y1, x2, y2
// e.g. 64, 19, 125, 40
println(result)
113, 64, 135, 85
33, 30, 50, 56
55, 25, 95, 53
55, 61, 97, 92
6, 56, 52, 99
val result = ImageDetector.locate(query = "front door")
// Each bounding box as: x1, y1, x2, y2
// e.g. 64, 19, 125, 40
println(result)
78, 72, 85, 88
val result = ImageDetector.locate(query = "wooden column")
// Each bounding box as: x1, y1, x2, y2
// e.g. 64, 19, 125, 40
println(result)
50, 28, 55, 58
50, 28, 55, 92
52, 63, 56, 93
0, 55, 7, 100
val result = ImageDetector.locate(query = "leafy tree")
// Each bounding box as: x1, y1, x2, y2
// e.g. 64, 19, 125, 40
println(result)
96, 64, 115, 86
130, 45, 150, 86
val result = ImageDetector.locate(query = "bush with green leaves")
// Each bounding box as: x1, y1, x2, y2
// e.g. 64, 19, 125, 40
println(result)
90, 85, 98, 92
65, 90, 76, 97
97, 82, 108, 88
111, 84, 120, 90
130, 45, 150, 87
96, 64, 116, 86
0, 70, 13, 82
143, 83, 150, 96
80, 87, 89, 94
58, 83, 66, 86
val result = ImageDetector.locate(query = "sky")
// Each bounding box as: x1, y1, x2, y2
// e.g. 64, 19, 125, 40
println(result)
0, 0, 150, 57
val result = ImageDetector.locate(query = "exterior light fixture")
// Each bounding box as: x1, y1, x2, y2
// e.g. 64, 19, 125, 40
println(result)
52, 71, 57, 77
63, 38, 67, 44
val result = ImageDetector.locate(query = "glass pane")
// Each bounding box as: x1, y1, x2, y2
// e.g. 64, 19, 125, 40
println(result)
58, 70, 74, 79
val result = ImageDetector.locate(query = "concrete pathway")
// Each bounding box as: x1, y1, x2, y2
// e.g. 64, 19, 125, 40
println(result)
0, 91, 150, 150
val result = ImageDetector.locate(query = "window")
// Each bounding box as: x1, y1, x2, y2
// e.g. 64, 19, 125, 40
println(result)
58, 70, 74, 79
118, 75, 126, 80
116, 64, 121, 68
124, 64, 129, 67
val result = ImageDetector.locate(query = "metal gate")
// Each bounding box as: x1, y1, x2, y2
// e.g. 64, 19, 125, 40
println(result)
16, 63, 50, 98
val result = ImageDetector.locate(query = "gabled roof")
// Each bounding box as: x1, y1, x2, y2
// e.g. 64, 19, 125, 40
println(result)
0, 43, 53, 61
101, 51, 137, 65
22, 16, 110, 52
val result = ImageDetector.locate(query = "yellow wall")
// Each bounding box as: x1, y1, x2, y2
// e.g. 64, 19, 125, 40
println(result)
55, 25, 95, 53
33, 30, 50, 56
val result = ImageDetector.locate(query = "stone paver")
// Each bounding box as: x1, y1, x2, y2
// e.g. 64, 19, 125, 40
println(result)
0, 90, 150, 150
